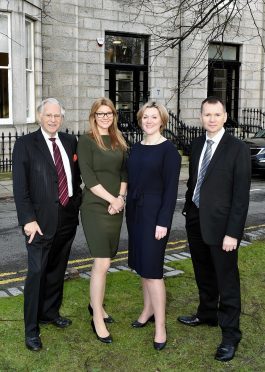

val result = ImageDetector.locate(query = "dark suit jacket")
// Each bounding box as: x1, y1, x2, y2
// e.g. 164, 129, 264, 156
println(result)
12, 128, 82, 237
184, 132, 251, 245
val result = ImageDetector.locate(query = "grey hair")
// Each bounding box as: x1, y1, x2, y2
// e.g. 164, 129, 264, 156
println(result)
37, 98, 65, 117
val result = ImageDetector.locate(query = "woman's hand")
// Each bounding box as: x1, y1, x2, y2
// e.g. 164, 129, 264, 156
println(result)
155, 225, 167, 240
108, 197, 124, 214
108, 205, 117, 215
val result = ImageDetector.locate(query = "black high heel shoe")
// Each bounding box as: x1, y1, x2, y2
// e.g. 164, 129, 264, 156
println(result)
88, 304, 114, 324
131, 314, 155, 328
90, 319, 113, 344
153, 340, 167, 351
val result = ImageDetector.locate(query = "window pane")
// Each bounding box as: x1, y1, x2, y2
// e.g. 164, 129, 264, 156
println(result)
25, 20, 32, 70
105, 35, 146, 65
0, 13, 9, 65
105, 68, 109, 94
0, 68, 9, 118
209, 44, 237, 60
0, 53, 8, 66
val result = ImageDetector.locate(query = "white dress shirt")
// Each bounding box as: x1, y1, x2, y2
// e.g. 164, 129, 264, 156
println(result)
193, 127, 225, 200
41, 128, 73, 197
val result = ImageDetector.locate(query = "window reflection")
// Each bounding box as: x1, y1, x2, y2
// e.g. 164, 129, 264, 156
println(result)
105, 35, 146, 65
0, 13, 9, 119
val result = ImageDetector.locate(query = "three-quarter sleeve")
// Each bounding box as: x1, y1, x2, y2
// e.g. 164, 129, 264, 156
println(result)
156, 145, 181, 227
77, 135, 100, 189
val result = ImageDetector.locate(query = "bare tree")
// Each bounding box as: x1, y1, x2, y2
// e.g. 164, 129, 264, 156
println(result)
122, 0, 265, 96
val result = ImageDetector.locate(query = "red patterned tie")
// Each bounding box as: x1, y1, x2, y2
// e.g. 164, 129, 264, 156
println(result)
49, 138, 69, 206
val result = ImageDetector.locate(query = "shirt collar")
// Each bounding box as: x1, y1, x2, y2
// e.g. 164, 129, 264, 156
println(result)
41, 127, 59, 141
206, 127, 225, 145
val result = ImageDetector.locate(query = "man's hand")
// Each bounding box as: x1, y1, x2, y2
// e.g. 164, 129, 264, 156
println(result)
155, 225, 167, 240
24, 221, 43, 244
222, 235, 238, 252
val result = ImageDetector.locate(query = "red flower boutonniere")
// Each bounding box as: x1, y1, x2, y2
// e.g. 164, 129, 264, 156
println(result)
73, 154, 78, 162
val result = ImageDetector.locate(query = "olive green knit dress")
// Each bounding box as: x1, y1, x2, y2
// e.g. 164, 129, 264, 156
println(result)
77, 134, 127, 258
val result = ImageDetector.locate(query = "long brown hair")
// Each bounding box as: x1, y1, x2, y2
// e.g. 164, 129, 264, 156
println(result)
88, 97, 127, 151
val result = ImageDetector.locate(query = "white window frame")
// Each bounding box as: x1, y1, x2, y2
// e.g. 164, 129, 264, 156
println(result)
0, 12, 12, 125
25, 18, 35, 123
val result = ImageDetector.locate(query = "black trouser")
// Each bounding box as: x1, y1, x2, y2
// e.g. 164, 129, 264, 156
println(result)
186, 203, 242, 345
24, 201, 78, 338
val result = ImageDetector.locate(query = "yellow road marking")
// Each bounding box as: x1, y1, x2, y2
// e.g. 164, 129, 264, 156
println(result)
0, 242, 188, 285
0, 276, 26, 285
1, 222, 264, 287
0, 272, 17, 277
245, 223, 265, 230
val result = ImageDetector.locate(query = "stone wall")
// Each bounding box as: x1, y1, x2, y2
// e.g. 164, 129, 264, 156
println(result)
0, 0, 42, 134
179, 1, 265, 125
41, 0, 178, 131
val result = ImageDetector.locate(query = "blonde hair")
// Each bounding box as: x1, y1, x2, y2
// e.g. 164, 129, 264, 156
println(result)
88, 97, 127, 151
137, 101, 169, 131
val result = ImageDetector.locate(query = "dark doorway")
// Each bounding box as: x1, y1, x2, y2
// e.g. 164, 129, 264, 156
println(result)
105, 32, 149, 128
208, 44, 240, 126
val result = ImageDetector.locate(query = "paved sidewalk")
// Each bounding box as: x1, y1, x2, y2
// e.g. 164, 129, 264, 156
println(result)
0, 166, 189, 199
0, 179, 13, 199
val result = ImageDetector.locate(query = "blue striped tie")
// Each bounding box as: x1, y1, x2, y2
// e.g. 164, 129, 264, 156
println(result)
193, 139, 214, 208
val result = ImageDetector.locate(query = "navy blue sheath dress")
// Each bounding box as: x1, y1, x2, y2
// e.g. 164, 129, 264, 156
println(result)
126, 140, 181, 279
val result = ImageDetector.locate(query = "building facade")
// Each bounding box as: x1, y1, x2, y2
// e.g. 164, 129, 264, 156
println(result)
1, 0, 265, 133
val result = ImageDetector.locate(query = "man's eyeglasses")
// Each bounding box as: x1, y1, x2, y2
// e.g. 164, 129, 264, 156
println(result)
95, 112, 114, 118
44, 114, 62, 120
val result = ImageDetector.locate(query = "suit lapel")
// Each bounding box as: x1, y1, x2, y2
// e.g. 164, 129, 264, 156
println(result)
192, 136, 205, 183
59, 132, 74, 176
35, 129, 57, 174
203, 132, 229, 182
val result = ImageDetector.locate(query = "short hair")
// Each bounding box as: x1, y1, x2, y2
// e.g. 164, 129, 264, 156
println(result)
37, 98, 65, 117
201, 96, 226, 113
137, 101, 169, 131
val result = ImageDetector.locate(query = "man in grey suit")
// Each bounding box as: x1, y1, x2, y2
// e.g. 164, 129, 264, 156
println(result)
13, 98, 82, 351
178, 97, 251, 362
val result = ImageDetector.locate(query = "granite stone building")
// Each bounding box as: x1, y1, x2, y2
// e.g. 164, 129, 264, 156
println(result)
0, 0, 265, 133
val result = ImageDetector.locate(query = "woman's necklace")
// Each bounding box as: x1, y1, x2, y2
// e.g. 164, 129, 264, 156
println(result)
143, 134, 162, 145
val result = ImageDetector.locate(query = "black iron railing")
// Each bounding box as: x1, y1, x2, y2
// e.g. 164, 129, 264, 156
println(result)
1, 108, 264, 172
242, 108, 265, 133
0, 132, 19, 173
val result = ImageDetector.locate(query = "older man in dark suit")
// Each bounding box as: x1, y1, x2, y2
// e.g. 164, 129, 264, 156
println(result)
178, 96, 251, 362
13, 98, 82, 351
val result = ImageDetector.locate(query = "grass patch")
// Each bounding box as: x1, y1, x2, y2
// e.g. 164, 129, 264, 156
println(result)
0, 241, 265, 371
0, 172, 12, 181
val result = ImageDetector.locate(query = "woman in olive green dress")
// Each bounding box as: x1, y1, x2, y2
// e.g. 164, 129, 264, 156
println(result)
78, 98, 127, 344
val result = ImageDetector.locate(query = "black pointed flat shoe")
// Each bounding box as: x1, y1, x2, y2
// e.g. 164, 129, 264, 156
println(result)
153, 340, 167, 351
88, 303, 114, 323
131, 314, 155, 328
91, 319, 113, 344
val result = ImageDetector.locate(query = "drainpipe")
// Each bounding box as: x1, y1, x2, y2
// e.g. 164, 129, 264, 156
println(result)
260, 0, 265, 109
177, 11, 182, 122
177, 39, 182, 122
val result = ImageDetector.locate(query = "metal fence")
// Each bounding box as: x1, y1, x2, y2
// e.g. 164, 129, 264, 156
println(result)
1, 108, 264, 172
242, 108, 265, 132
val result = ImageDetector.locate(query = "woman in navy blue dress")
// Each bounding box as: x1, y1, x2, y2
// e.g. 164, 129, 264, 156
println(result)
126, 101, 181, 350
